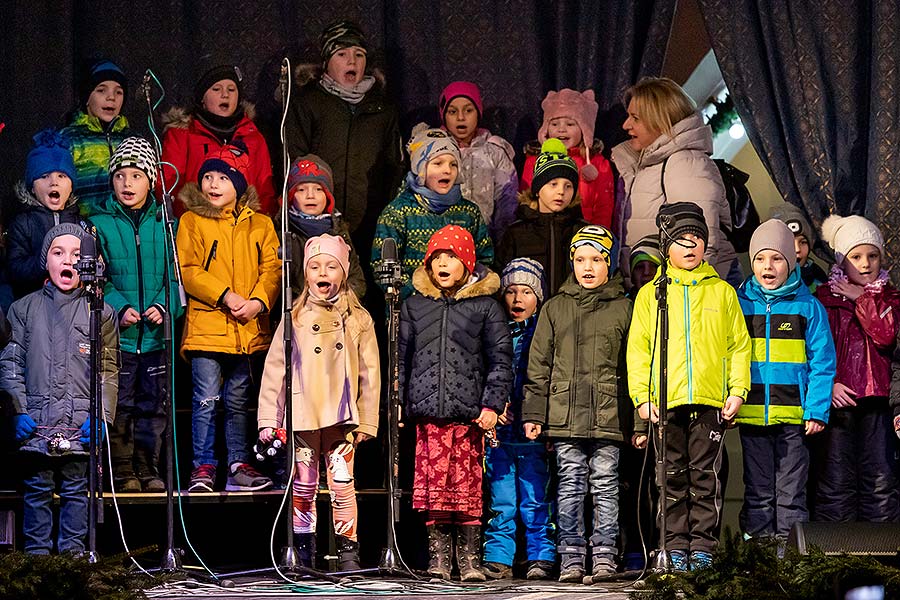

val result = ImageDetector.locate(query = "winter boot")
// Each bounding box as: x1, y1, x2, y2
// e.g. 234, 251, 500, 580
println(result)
590, 545, 618, 577
558, 541, 587, 583
526, 559, 555, 580
336, 535, 361, 571
426, 524, 453, 580
293, 532, 316, 569
457, 525, 487, 582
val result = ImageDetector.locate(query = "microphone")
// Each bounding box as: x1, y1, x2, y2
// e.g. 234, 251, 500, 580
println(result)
382, 237, 398, 264
378, 238, 402, 293
280, 58, 289, 87
141, 70, 152, 101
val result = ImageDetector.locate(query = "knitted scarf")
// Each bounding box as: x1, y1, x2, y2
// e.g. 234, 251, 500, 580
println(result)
319, 73, 375, 105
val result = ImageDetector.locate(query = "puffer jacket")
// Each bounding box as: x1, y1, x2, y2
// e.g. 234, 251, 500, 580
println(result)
0, 284, 119, 455
496, 315, 538, 444
399, 264, 512, 422
816, 277, 900, 399
612, 112, 737, 279
495, 202, 588, 295
160, 105, 277, 216
176, 183, 281, 356
258, 292, 380, 437
59, 111, 131, 211
7, 182, 86, 299
522, 273, 633, 440
89, 195, 184, 354
627, 261, 751, 416
736, 268, 836, 426
455, 128, 519, 242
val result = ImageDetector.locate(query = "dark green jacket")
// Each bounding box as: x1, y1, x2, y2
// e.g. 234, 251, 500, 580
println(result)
522, 273, 633, 441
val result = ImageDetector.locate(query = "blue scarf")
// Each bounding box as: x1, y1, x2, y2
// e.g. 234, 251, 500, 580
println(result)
288, 208, 333, 238
405, 172, 462, 214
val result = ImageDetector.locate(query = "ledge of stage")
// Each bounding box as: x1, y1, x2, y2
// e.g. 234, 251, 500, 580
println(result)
0, 488, 396, 505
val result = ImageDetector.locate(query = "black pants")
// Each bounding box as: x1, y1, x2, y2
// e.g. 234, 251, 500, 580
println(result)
657, 405, 727, 553
109, 350, 167, 481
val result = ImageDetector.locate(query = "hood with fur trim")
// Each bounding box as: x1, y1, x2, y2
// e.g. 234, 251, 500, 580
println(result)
14, 180, 79, 210
290, 63, 387, 91
412, 263, 500, 300
162, 102, 257, 131
178, 181, 261, 219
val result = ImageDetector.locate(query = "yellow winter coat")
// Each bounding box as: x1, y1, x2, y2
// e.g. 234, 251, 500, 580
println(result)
176, 183, 281, 356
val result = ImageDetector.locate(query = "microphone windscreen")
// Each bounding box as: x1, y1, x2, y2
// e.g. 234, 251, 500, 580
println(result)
382, 237, 398, 262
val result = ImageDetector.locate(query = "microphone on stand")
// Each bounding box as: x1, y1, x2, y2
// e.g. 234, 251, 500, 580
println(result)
379, 238, 403, 296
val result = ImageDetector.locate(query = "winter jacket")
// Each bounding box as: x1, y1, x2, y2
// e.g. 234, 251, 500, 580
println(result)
285, 76, 404, 234
59, 111, 131, 211
627, 261, 751, 417
612, 112, 737, 279
0, 284, 118, 455
371, 186, 493, 300
522, 140, 616, 229
496, 203, 588, 295
816, 278, 900, 400
88, 195, 184, 354
496, 315, 538, 444
522, 274, 633, 441
161, 106, 277, 216
736, 268, 836, 426
7, 182, 86, 299
257, 292, 380, 437
399, 264, 512, 422
455, 128, 519, 242
176, 183, 281, 356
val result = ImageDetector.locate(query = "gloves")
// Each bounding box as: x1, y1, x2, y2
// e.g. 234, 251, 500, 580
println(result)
79, 417, 106, 444
13, 414, 36, 442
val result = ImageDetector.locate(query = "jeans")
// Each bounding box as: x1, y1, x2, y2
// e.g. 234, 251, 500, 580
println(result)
190, 352, 253, 468
21, 455, 88, 554
554, 439, 620, 548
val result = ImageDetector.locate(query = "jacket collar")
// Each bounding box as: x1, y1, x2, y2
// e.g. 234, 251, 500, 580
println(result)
178, 181, 261, 220
739, 267, 806, 303
660, 260, 720, 286
558, 272, 626, 303
14, 181, 79, 210
412, 263, 500, 300
71, 111, 129, 134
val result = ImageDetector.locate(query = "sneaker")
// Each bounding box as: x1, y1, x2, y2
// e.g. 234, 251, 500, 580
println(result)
689, 550, 713, 571
142, 477, 166, 493
226, 462, 273, 491
526, 560, 554, 580
114, 476, 141, 493
189, 464, 216, 492
482, 561, 512, 579
669, 550, 689, 572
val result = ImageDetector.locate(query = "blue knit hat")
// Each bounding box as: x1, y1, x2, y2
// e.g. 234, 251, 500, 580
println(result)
501, 258, 547, 304
25, 129, 76, 188
81, 59, 128, 106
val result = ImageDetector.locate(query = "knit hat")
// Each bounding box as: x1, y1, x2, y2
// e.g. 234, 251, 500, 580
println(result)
570, 225, 617, 272
531, 138, 579, 197
80, 59, 128, 106
198, 142, 250, 199
657, 202, 709, 254
40, 223, 91, 269
407, 128, 461, 182
423, 225, 476, 274
629, 235, 663, 271
749, 219, 797, 270
287, 154, 335, 213
820, 214, 883, 264
770, 202, 817, 247
108, 136, 158, 189
304, 233, 350, 276
439, 81, 483, 125
501, 258, 546, 305
320, 20, 368, 65
538, 89, 600, 181
25, 129, 76, 187
194, 65, 243, 109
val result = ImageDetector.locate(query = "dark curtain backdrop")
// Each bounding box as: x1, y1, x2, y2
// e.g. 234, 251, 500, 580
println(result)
698, 0, 900, 276
0, 0, 675, 218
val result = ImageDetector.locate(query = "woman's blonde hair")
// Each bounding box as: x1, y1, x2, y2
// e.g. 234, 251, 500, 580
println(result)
623, 77, 696, 139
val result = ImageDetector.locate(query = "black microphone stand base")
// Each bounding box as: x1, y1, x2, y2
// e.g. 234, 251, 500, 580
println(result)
279, 544, 300, 571
651, 548, 673, 574
159, 546, 184, 571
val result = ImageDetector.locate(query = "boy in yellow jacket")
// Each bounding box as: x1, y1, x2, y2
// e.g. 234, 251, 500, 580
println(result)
626, 202, 751, 572
176, 143, 281, 492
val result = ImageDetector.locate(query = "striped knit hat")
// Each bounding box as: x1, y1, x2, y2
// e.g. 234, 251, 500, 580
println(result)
501, 258, 546, 304
570, 224, 617, 272
108, 136, 158, 188
629, 235, 663, 271
423, 225, 476, 274
531, 138, 578, 196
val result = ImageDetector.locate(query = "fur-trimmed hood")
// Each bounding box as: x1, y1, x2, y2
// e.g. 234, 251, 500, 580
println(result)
412, 263, 500, 300
14, 180, 79, 210
162, 101, 257, 131
178, 181, 261, 219
290, 63, 387, 90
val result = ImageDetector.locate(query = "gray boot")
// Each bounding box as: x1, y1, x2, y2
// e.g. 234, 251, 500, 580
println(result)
591, 543, 618, 576
558, 541, 587, 583
427, 524, 453, 580
457, 525, 487, 582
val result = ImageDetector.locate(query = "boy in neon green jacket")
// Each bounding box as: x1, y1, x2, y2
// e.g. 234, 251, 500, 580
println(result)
626, 202, 751, 572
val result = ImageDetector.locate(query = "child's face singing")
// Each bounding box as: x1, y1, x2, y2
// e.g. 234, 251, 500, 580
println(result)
46, 234, 81, 291
32, 171, 72, 211
503, 284, 538, 322
86, 81, 124, 123
537, 178, 574, 213
292, 183, 328, 216
429, 251, 467, 290
794, 235, 810, 265
424, 155, 458, 195
306, 255, 344, 300
444, 97, 478, 146
631, 259, 658, 291
112, 167, 150, 210
752, 249, 790, 290
668, 234, 705, 270
573, 245, 609, 289
201, 171, 238, 210
844, 244, 881, 286
326, 46, 367, 87
202, 79, 239, 118
547, 117, 583, 149
623, 98, 661, 152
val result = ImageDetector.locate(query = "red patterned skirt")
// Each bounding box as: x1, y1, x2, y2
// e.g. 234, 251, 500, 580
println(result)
412, 420, 484, 514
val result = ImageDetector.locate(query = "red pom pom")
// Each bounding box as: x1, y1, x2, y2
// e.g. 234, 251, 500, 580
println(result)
581, 163, 599, 182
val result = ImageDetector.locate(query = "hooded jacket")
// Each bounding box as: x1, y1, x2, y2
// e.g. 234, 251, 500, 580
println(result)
454, 128, 519, 242
59, 111, 131, 211
522, 273, 633, 440
399, 264, 513, 422
176, 183, 281, 356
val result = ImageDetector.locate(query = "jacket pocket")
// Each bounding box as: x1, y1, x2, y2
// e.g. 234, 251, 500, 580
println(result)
593, 382, 619, 429
548, 379, 571, 427
191, 306, 228, 336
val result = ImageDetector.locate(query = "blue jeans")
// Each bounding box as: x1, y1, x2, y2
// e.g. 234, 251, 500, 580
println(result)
554, 439, 620, 548
190, 352, 252, 468
22, 455, 88, 554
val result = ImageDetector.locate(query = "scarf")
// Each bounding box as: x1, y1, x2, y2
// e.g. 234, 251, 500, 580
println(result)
827, 264, 891, 294
405, 171, 461, 214
288, 207, 334, 238
195, 107, 244, 143
319, 73, 376, 105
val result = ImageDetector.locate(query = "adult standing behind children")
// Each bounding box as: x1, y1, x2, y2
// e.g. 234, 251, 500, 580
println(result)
161, 65, 277, 216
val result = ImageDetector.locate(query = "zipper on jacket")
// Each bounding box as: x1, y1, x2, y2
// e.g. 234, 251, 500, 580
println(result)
134, 222, 145, 354
549, 218, 557, 291
764, 303, 771, 424
204, 240, 218, 271
684, 286, 693, 404
438, 302, 449, 416
342, 109, 354, 219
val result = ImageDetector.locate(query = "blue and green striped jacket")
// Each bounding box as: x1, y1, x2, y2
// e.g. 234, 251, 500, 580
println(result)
59, 111, 130, 211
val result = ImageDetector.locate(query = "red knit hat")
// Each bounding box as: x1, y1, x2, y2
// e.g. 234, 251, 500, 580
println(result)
198, 142, 251, 198
423, 225, 476, 274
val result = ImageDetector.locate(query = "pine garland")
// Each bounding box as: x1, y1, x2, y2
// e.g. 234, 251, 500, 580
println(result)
706, 94, 740, 137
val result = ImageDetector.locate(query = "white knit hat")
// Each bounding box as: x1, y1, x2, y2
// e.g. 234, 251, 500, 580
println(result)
820, 214, 883, 263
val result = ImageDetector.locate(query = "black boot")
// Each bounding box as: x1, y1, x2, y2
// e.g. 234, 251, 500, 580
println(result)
558, 540, 587, 583
427, 524, 452, 580
457, 525, 487, 582
336, 535, 361, 571
293, 532, 316, 569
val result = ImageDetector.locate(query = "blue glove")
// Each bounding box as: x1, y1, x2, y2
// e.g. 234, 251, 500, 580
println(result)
79, 417, 106, 444
13, 414, 36, 442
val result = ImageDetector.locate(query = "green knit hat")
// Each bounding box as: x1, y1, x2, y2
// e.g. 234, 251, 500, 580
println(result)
531, 138, 578, 196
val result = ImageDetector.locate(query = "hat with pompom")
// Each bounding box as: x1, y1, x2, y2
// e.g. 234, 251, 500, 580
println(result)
538, 88, 599, 182
25, 129, 76, 187
820, 214, 883, 264
423, 224, 476, 274
531, 138, 579, 196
